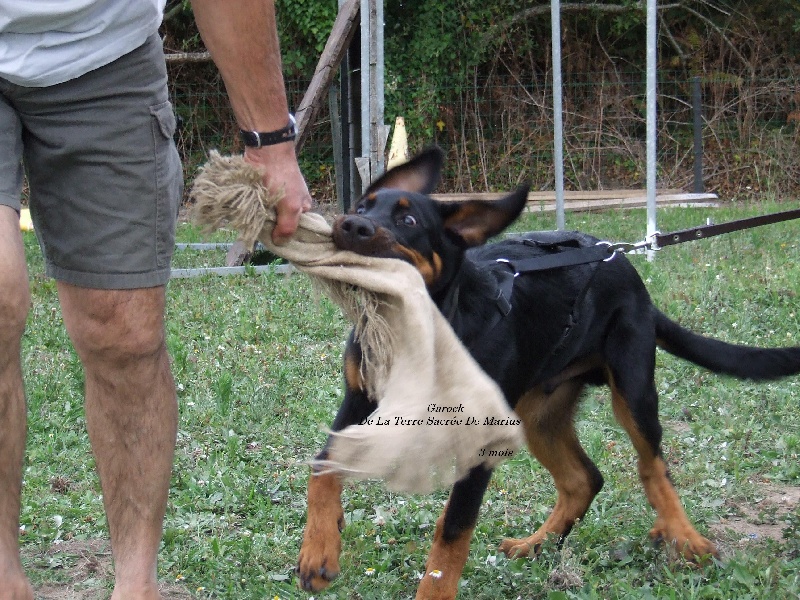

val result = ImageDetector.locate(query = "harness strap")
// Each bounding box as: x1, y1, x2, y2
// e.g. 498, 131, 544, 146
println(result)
494, 269, 514, 316
492, 237, 610, 319
492, 241, 603, 381
496, 240, 614, 275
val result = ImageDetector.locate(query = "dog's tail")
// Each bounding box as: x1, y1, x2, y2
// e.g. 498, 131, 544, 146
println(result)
655, 310, 800, 380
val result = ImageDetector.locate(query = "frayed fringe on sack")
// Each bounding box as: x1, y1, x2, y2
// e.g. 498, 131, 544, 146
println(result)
191, 151, 272, 249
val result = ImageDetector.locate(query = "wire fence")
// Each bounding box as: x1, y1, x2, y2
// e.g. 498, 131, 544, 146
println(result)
167, 64, 800, 205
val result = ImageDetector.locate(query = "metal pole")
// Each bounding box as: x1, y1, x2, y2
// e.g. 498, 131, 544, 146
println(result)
551, 0, 565, 230
335, 0, 360, 212
692, 76, 704, 193
358, 0, 372, 185
355, 0, 387, 187
330, 83, 346, 212
373, 0, 386, 178
646, 0, 658, 254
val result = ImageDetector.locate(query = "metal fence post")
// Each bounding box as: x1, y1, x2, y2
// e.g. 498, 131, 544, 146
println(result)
692, 76, 704, 193
337, 0, 362, 213
551, 0, 566, 231
645, 0, 658, 259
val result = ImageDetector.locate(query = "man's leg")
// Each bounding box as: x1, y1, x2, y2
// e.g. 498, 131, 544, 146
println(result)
0, 206, 34, 600
58, 282, 177, 600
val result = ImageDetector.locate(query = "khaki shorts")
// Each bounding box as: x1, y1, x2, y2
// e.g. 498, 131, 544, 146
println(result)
0, 33, 182, 289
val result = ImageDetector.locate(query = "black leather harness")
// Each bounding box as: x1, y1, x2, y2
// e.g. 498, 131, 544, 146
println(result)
489, 231, 614, 320
455, 232, 611, 374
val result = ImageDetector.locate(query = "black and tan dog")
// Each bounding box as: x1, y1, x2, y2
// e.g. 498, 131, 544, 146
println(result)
297, 147, 800, 599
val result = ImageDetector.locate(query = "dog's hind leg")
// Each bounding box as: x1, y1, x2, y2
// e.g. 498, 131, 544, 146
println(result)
604, 324, 718, 561
499, 380, 604, 558
416, 465, 492, 600
297, 341, 374, 591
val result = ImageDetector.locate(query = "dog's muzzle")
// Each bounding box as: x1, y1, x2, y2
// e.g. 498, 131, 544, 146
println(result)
332, 215, 400, 258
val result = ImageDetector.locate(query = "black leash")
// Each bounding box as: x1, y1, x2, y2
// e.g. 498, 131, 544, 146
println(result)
652, 207, 800, 248
477, 207, 800, 341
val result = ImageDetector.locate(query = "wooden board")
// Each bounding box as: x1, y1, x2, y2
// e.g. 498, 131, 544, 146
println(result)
430, 189, 719, 214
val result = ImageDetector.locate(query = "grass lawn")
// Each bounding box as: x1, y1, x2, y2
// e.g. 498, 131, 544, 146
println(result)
18, 200, 800, 599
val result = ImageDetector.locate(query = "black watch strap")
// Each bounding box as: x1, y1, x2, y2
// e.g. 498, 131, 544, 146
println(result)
240, 114, 297, 148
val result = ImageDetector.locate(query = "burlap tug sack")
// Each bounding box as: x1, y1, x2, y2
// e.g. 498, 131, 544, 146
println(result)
191, 151, 524, 493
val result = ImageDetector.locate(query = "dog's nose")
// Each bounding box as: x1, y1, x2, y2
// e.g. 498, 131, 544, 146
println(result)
338, 215, 376, 241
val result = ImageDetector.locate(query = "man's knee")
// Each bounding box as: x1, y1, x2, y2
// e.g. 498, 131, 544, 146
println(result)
59, 285, 167, 365
0, 205, 30, 349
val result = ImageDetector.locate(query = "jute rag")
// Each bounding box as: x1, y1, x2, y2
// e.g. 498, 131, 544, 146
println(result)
190, 151, 524, 493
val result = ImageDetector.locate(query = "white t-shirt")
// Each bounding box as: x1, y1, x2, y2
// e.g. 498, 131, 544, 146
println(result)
0, 0, 166, 87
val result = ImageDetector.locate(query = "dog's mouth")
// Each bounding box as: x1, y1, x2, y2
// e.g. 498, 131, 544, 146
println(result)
332, 215, 399, 258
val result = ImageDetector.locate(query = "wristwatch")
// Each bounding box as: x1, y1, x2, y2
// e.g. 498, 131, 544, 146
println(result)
239, 114, 297, 148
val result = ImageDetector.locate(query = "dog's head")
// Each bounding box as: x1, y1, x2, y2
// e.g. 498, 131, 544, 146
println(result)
333, 147, 529, 294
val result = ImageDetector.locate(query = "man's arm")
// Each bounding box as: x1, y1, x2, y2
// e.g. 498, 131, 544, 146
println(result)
190, 0, 312, 243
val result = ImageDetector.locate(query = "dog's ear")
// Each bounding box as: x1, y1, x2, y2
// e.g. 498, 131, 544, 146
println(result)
439, 185, 530, 247
363, 146, 444, 195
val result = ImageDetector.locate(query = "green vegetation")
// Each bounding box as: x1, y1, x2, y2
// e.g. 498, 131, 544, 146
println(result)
19, 201, 800, 598
163, 0, 800, 203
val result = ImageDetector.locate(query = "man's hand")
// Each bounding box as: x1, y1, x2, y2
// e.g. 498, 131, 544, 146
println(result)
244, 143, 313, 245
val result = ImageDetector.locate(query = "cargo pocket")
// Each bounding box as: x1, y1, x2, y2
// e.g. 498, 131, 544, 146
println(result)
149, 100, 183, 269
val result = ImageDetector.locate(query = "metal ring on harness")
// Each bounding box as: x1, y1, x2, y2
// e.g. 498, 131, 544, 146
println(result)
594, 241, 618, 262
495, 258, 520, 276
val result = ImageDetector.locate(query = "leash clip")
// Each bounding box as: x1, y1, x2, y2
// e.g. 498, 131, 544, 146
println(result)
595, 239, 652, 261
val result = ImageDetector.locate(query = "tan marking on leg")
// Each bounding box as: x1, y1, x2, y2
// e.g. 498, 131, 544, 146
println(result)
608, 376, 717, 561
500, 381, 599, 558
415, 510, 473, 600
297, 471, 345, 591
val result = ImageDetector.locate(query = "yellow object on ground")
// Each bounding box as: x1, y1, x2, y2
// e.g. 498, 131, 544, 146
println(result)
386, 116, 408, 170
20, 208, 34, 231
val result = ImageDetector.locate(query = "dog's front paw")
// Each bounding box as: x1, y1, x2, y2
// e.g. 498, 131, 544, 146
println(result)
297, 521, 343, 591
297, 470, 346, 591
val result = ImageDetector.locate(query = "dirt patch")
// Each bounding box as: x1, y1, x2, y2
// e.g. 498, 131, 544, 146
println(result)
23, 539, 191, 600
665, 422, 799, 549
710, 484, 799, 551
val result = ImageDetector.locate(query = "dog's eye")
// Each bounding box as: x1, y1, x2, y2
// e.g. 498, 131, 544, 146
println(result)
400, 214, 417, 226
355, 205, 366, 215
